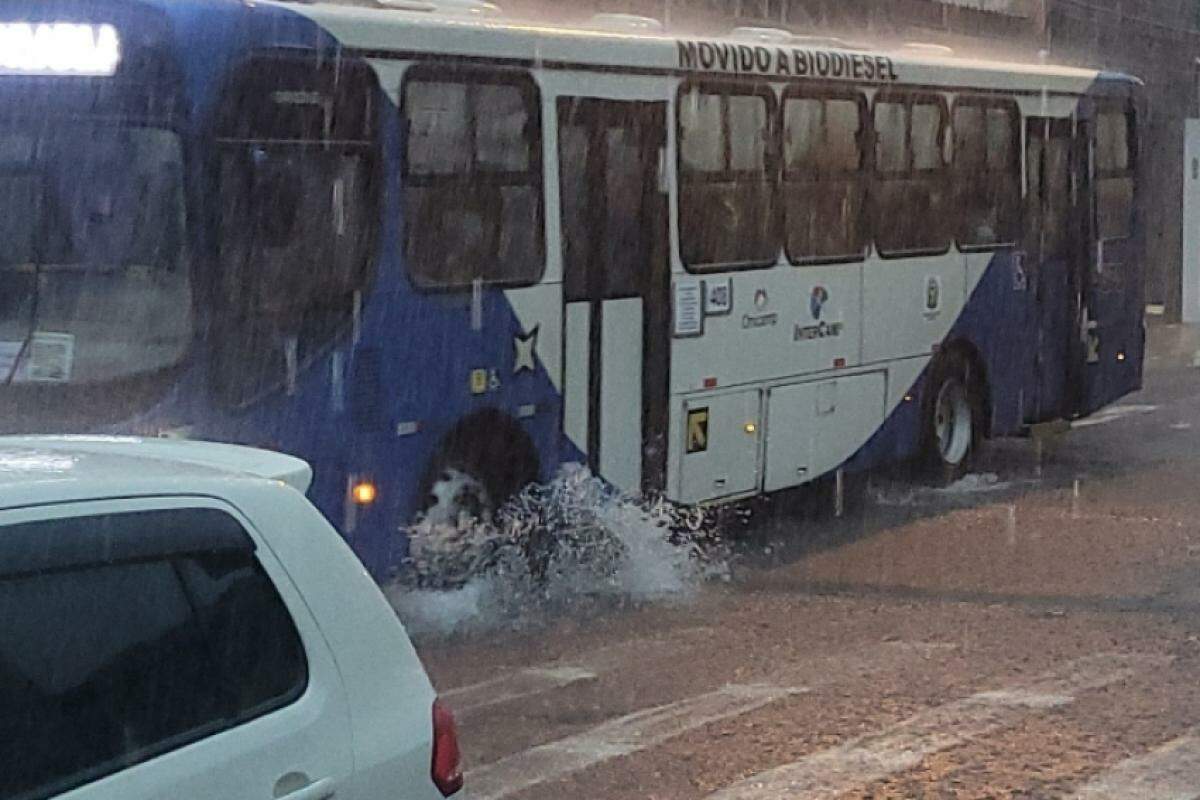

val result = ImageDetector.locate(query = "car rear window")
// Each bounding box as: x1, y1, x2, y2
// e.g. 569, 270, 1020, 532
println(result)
0, 508, 308, 800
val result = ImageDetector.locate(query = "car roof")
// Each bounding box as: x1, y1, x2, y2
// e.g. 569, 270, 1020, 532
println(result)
0, 436, 313, 511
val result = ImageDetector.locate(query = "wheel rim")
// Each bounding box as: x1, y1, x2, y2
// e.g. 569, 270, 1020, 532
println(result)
934, 378, 973, 466
409, 468, 497, 587
423, 467, 493, 527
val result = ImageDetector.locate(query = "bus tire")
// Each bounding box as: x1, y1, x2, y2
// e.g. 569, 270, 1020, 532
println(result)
411, 412, 543, 586
921, 351, 984, 484
417, 411, 540, 527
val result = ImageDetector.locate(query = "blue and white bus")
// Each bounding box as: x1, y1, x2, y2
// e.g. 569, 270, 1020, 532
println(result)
0, 1, 1144, 579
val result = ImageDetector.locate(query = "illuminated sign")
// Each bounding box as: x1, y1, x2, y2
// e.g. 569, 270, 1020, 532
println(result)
0, 23, 120, 76
677, 39, 898, 82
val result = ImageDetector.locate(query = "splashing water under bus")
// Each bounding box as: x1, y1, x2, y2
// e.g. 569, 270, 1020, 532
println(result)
385, 464, 729, 636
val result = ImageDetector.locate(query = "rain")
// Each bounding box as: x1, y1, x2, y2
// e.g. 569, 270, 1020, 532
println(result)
3, 1, 1200, 798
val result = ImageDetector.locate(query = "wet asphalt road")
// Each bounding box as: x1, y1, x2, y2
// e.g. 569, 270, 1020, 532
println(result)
414, 321, 1200, 799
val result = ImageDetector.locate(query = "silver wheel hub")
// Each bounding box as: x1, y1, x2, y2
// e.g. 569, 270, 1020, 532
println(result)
934, 378, 973, 466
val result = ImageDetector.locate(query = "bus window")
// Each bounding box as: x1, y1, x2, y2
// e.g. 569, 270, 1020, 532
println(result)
782, 90, 866, 264
953, 99, 1019, 248
1096, 108, 1135, 241
213, 58, 379, 407
677, 83, 778, 271
402, 68, 544, 290
872, 94, 950, 257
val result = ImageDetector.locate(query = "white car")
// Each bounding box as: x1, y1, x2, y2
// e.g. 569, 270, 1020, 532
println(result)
0, 435, 462, 800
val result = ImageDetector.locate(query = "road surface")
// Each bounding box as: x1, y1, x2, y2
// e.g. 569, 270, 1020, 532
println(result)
413, 321, 1200, 799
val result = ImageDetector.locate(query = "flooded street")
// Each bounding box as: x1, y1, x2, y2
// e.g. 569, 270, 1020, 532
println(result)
410, 321, 1200, 799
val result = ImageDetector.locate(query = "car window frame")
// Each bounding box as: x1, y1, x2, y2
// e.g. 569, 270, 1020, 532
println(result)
0, 495, 327, 797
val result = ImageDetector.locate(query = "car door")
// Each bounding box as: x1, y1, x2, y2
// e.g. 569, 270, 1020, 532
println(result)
0, 497, 356, 800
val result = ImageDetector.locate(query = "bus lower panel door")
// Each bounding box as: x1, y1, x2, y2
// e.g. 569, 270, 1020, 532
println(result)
680, 391, 761, 504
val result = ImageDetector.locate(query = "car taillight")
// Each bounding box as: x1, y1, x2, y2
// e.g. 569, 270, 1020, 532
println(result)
431, 698, 463, 797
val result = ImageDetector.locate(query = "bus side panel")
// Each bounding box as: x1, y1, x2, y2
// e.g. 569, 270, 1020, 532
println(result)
1080, 255, 1145, 415
952, 248, 1037, 437
841, 357, 924, 474
843, 246, 1035, 473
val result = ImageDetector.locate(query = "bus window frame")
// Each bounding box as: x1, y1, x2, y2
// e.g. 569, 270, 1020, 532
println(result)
214, 53, 378, 146
675, 78, 781, 274
400, 63, 546, 293
780, 83, 869, 267
871, 89, 952, 260
951, 95, 1021, 253
208, 52, 383, 409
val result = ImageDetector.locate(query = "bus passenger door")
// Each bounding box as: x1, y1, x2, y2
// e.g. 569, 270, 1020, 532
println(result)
1024, 118, 1083, 422
558, 98, 670, 495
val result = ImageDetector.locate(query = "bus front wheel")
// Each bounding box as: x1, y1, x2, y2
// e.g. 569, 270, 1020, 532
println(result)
921, 352, 983, 484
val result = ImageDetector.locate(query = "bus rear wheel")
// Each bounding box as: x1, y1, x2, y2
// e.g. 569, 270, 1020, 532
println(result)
922, 353, 983, 484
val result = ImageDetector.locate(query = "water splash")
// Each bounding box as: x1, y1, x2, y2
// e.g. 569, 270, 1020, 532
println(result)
871, 472, 1013, 507
386, 464, 727, 636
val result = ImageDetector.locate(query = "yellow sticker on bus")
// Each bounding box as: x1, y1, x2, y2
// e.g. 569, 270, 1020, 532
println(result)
687, 408, 709, 454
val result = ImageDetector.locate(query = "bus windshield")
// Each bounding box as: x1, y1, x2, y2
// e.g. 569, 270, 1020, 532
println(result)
0, 123, 191, 385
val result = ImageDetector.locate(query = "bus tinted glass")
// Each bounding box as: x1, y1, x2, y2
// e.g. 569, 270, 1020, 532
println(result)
213, 58, 379, 407
678, 84, 778, 270
954, 101, 1020, 247
873, 95, 950, 256
783, 92, 866, 263
403, 68, 544, 290
1097, 109, 1135, 241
